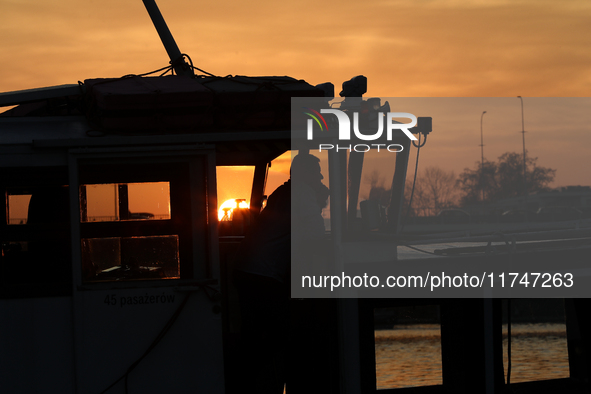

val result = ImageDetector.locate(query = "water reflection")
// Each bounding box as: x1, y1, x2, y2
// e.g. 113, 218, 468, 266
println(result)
502, 323, 569, 383
375, 324, 442, 389
375, 323, 569, 390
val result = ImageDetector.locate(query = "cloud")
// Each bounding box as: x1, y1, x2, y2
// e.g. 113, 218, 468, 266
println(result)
2, 0, 590, 95
1, 0, 589, 187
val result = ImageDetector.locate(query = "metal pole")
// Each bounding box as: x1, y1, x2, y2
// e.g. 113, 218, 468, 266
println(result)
483, 297, 496, 394
517, 96, 527, 198
142, 0, 193, 76
480, 111, 486, 201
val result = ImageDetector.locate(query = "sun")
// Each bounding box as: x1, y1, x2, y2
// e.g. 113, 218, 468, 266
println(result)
218, 199, 249, 221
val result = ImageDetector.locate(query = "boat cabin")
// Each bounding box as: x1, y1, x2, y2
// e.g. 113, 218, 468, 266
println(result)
2, 0, 591, 391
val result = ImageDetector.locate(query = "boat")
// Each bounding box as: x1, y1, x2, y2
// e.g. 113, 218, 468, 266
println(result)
2, 1, 591, 393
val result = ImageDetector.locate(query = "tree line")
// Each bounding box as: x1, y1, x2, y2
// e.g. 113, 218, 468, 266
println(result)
365, 151, 556, 217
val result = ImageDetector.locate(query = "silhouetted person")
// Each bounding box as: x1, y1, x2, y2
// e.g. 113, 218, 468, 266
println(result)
233, 153, 328, 393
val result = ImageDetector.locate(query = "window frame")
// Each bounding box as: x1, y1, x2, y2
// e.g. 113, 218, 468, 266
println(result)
1, 167, 72, 298
68, 145, 218, 290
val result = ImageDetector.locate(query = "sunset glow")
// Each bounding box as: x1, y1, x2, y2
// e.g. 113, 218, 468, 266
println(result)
218, 199, 249, 221
1, 0, 590, 189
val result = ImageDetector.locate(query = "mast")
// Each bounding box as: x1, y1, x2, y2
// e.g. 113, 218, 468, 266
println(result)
142, 0, 194, 77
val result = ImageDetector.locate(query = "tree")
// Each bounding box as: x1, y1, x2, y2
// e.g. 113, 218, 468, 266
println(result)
455, 159, 498, 205
457, 151, 556, 205
406, 166, 459, 216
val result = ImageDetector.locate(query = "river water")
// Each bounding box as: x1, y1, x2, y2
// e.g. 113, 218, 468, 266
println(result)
375, 323, 569, 390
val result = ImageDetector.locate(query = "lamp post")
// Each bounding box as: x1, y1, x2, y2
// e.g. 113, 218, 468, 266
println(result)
480, 111, 487, 201
517, 96, 527, 199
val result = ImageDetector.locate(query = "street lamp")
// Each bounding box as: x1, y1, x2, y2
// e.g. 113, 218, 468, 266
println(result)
517, 96, 527, 199
480, 111, 487, 201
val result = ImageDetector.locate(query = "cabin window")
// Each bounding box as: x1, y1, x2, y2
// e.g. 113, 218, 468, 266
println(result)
81, 235, 179, 281
216, 166, 255, 236
216, 166, 255, 218
2, 184, 72, 293
502, 299, 569, 383
6, 193, 32, 225
80, 182, 171, 222
78, 161, 203, 283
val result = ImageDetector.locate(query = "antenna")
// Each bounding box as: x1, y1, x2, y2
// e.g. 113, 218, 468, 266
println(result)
142, 0, 194, 77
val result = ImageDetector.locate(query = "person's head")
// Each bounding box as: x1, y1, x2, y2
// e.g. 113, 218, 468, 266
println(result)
291, 152, 323, 185
291, 152, 329, 207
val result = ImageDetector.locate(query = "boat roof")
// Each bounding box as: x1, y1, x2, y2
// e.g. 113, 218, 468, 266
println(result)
0, 84, 82, 108
0, 82, 293, 166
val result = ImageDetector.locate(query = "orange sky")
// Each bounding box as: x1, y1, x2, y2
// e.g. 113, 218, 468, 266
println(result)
1, 0, 590, 191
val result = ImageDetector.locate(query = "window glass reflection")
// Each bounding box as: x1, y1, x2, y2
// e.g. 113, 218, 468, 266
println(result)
82, 235, 179, 282
81, 182, 170, 222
